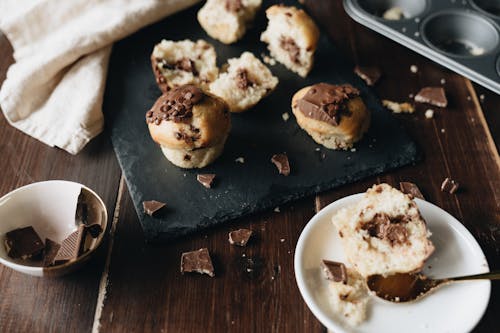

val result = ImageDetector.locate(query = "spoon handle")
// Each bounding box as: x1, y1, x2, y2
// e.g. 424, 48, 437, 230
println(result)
450, 270, 500, 282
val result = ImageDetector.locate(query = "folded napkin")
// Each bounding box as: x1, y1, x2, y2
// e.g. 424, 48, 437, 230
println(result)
0, 0, 200, 154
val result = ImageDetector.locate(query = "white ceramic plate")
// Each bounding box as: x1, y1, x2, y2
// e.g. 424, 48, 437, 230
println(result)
294, 194, 491, 333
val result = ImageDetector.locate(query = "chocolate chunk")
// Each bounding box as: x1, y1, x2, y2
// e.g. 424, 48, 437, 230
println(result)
4, 226, 45, 260
225, 0, 243, 12
382, 224, 409, 246
414, 87, 448, 108
441, 177, 459, 194
228, 229, 253, 246
85, 224, 103, 238
175, 58, 198, 76
146, 85, 204, 125
143, 200, 166, 216
322, 260, 347, 284
42, 238, 61, 267
54, 225, 86, 263
279, 36, 301, 64
354, 65, 382, 86
180, 248, 215, 277
361, 213, 409, 245
362, 213, 390, 238
235, 69, 253, 89
197, 174, 216, 189
271, 153, 290, 176
399, 182, 425, 200
296, 83, 359, 126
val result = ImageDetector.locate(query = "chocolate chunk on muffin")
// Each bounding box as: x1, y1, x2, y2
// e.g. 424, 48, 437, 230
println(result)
291, 83, 370, 149
198, 0, 262, 44
151, 39, 218, 92
209, 52, 278, 112
146, 84, 231, 168
260, 5, 320, 77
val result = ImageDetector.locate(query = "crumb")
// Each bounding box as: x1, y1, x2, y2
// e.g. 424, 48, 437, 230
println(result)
409, 93, 414, 99
414, 32, 420, 37
274, 207, 280, 213
441, 128, 445, 133
401, 27, 406, 33
262, 54, 277, 66
480, 94, 485, 102
350, 148, 357, 152
280, 238, 285, 242
410, 65, 418, 73
470, 46, 485, 56
467, 96, 471, 101
282, 112, 290, 121
425, 109, 434, 119
242, 253, 246, 257
315, 147, 321, 152
235, 157, 245, 163
428, 265, 432, 269
440, 78, 446, 85
414, 17, 420, 23
382, 99, 415, 113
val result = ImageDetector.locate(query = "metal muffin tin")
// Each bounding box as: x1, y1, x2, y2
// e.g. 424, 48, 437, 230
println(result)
344, 0, 500, 94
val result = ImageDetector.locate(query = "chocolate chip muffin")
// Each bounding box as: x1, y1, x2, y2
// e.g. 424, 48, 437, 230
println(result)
197, 0, 262, 44
151, 39, 218, 92
260, 5, 319, 77
291, 83, 370, 149
331, 184, 435, 277
209, 52, 278, 112
146, 85, 231, 168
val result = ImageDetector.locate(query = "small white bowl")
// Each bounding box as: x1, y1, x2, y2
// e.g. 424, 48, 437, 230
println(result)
0, 180, 107, 277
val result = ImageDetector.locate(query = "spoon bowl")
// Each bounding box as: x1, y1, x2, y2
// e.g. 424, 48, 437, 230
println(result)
367, 270, 500, 302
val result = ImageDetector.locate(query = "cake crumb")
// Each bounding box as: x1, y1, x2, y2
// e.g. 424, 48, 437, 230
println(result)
382, 99, 415, 113
350, 148, 357, 152
262, 54, 277, 66
280, 238, 285, 243
235, 157, 245, 163
282, 112, 290, 122
480, 94, 485, 102
425, 109, 434, 119
274, 207, 280, 213
440, 78, 446, 85
441, 128, 445, 133
410, 65, 418, 73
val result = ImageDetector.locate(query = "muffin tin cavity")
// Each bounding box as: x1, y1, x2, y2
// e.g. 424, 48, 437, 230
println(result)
354, 0, 428, 20
344, 0, 500, 94
470, 0, 500, 18
422, 11, 499, 57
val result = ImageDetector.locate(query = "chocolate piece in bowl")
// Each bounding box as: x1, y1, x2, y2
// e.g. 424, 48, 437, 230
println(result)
4, 226, 45, 260
180, 248, 215, 277
354, 65, 381, 86
54, 224, 87, 264
321, 260, 347, 283
142, 200, 166, 217
291, 83, 371, 150
197, 174, 216, 188
271, 153, 290, 176
414, 87, 448, 108
228, 229, 253, 246
42, 238, 61, 267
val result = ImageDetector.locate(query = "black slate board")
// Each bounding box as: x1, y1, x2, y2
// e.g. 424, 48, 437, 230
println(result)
104, 0, 419, 242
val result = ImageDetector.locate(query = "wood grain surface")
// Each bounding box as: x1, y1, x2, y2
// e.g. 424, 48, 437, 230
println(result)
0, 0, 499, 332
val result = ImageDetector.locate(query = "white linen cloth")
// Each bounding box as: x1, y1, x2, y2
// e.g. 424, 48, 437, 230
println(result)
0, 0, 200, 154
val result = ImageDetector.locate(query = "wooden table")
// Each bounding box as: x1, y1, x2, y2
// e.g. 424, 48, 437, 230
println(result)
0, 1, 498, 332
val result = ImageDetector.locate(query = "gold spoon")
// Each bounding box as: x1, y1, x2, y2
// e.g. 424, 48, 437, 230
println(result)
366, 271, 500, 303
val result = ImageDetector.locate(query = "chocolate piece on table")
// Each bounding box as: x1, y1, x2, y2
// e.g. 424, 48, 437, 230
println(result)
54, 224, 87, 264
414, 87, 448, 108
441, 177, 459, 194
197, 174, 216, 189
180, 248, 215, 277
399, 182, 425, 200
271, 153, 290, 176
42, 238, 61, 267
142, 200, 166, 216
354, 65, 382, 86
85, 224, 103, 238
4, 226, 45, 260
228, 229, 253, 246
321, 260, 347, 284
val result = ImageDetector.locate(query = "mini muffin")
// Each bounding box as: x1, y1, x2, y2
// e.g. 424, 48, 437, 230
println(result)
325, 264, 370, 326
197, 0, 262, 44
151, 39, 218, 92
209, 52, 278, 112
146, 84, 231, 168
260, 5, 320, 77
291, 83, 370, 149
331, 184, 435, 277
